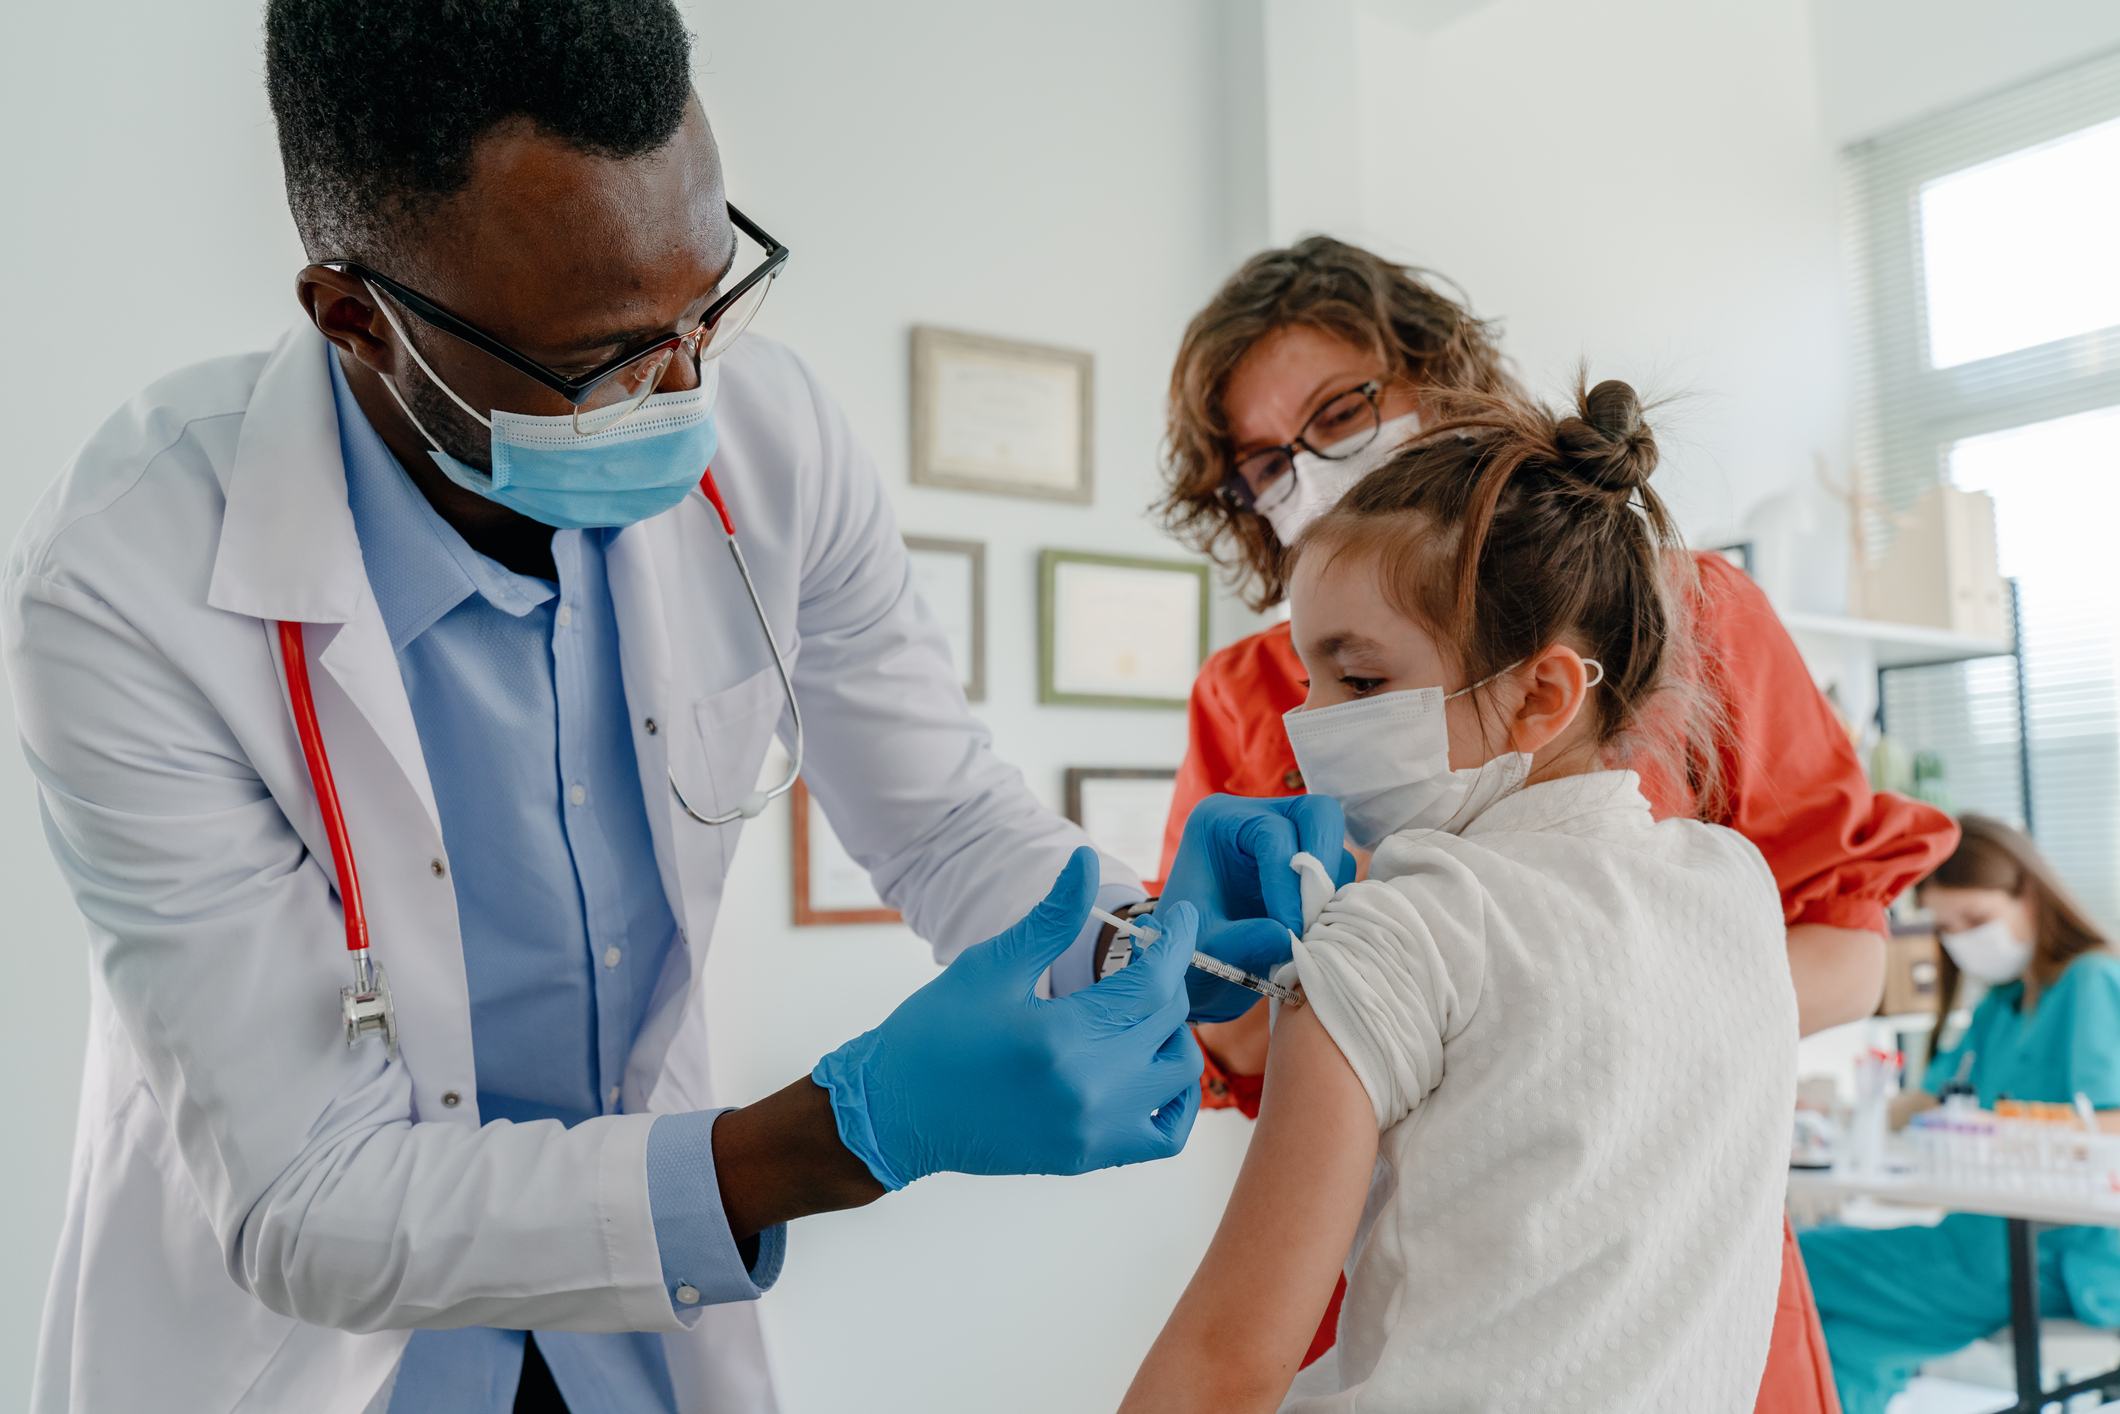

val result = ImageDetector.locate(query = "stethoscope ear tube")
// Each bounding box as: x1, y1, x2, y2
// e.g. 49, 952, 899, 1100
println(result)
668, 468, 805, 825
278, 620, 396, 1059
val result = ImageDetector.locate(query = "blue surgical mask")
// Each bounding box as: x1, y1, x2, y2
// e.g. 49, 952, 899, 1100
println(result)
368, 283, 720, 530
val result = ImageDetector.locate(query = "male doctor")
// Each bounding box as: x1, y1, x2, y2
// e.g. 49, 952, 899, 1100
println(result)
3, 3, 1345, 1413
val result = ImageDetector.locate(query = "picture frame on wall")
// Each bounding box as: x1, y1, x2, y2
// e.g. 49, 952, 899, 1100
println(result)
1039, 550, 1210, 709
910, 325, 1093, 503
1064, 768, 1180, 885
902, 534, 987, 702
791, 778, 902, 926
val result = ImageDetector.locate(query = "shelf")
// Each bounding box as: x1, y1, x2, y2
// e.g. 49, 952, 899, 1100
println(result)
1778, 611, 2013, 669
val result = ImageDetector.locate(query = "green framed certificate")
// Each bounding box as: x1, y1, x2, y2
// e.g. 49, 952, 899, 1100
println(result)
1039, 550, 1211, 709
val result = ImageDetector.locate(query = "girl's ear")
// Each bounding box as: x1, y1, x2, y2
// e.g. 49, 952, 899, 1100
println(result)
1508, 645, 1594, 757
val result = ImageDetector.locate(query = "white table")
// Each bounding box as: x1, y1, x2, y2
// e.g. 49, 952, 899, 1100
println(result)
1789, 1167, 2120, 1411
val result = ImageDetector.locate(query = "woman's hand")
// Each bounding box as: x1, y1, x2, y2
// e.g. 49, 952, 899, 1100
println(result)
1888, 1088, 1938, 1131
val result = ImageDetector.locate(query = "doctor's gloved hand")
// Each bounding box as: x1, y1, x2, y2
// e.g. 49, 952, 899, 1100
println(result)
1162, 793, 1357, 1023
810, 847, 1203, 1190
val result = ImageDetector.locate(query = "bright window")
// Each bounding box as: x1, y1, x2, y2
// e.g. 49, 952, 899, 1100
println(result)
1949, 408, 2120, 924
1847, 46, 2120, 929
1920, 115, 2120, 368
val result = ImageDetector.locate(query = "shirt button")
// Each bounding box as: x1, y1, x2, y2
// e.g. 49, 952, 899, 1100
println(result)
441, 1090, 462, 1108
604, 946, 622, 968
430, 858, 447, 878
609, 1085, 622, 1106
675, 1284, 700, 1305
570, 784, 587, 806
643, 718, 658, 735
1283, 769, 1305, 791
556, 604, 573, 628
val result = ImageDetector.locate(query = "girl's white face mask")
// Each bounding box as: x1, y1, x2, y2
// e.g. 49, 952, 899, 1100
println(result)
1282, 677, 1531, 850
1939, 918, 2034, 985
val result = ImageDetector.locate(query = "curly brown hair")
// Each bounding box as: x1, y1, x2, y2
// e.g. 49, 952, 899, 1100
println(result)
1159, 237, 1517, 611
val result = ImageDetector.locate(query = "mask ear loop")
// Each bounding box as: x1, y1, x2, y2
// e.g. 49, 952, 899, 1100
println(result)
1422, 656, 1601, 839
1416, 659, 1531, 838
359, 281, 496, 455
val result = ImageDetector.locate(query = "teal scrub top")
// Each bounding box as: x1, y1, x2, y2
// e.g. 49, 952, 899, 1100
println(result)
1922, 949, 2120, 1324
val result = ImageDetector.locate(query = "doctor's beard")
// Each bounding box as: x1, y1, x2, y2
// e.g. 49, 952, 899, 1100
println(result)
391, 354, 496, 476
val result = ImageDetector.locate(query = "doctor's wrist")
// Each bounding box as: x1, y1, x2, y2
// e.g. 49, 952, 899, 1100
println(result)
712, 1077, 888, 1242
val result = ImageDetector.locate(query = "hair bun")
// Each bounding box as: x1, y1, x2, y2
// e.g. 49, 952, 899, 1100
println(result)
1554, 379, 1656, 493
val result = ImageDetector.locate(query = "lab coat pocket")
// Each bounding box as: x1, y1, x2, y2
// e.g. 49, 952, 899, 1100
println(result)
680, 665, 788, 863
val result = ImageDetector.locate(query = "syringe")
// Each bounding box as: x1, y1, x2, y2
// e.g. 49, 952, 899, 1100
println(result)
1090, 906, 1300, 1006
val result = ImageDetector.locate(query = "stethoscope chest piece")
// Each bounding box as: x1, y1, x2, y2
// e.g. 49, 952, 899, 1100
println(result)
343, 951, 398, 1061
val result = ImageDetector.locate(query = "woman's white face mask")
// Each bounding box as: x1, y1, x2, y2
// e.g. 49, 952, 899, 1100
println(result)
1938, 919, 2034, 985
1255, 412, 1423, 546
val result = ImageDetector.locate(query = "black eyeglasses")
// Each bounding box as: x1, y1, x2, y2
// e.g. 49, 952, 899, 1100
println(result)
323, 204, 788, 435
1218, 380, 1384, 512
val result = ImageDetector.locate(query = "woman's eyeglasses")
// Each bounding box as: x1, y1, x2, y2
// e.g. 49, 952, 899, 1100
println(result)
1218, 381, 1384, 512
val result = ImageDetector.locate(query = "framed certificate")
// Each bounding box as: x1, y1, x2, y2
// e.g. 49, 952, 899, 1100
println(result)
903, 534, 986, 702
1039, 550, 1211, 709
791, 778, 902, 926
910, 326, 1093, 503
1065, 768, 1180, 884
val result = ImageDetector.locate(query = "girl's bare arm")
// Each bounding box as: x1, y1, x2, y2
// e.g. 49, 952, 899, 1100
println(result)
1118, 997, 1380, 1414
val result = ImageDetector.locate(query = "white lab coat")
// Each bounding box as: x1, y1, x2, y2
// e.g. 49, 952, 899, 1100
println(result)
5, 326, 1120, 1414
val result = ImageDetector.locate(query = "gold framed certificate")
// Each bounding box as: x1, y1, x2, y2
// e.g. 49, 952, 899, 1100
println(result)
1065, 768, 1180, 884
791, 778, 902, 926
910, 326, 1093, 503
902, 534, 987, 702
1039, 550, 1210, 709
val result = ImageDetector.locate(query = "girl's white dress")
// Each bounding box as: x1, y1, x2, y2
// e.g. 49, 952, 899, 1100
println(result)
1283, 770, 1796, 1412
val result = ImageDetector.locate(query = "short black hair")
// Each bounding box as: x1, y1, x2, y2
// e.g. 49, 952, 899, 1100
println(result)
265, 0, 694, 263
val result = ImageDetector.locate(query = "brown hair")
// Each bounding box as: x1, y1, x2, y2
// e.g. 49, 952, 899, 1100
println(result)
1293, 378, 1692, 759
1160, 237, 1518, 612
1920, 814, 2111, 1029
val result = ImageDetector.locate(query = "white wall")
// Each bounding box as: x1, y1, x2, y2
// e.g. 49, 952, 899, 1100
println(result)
0, 2, 311, 1402
1337, 0, 2120, 549
0, 3, 1264, 1410
1810, 0, 2120, 146
682, 4, 1269, 1411
1346, 0, 1852, 543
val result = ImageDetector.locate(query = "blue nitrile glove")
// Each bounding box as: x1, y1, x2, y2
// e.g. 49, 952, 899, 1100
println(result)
1161, 794, 1358, 1022
811, 847, 1203, 1190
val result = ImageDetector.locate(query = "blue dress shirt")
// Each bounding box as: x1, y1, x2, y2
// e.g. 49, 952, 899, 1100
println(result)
329, 361, 781, 1414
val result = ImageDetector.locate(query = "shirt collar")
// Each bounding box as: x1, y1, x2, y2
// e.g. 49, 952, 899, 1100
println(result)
331, 354, 556, 651
1458, 769, 1653, 840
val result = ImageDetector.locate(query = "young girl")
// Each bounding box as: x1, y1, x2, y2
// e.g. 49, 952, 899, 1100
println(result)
1801, 816, 2120, 1414
1121, 382, 1798, 1411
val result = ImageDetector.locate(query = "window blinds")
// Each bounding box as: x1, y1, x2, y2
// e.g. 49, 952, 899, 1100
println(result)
1846, 45, 2120, 545
1848, 46, 2120, 931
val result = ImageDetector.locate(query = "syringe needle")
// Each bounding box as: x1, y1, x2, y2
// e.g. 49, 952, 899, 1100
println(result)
1087, 907, 1300, 1005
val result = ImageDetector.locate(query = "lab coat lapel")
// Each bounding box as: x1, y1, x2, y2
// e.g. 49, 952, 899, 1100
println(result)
208, 324, 473, 1123
206, 324, 442, 834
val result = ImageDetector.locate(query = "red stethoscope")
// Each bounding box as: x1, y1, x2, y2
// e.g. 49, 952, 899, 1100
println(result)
277, 468, 805, 1059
